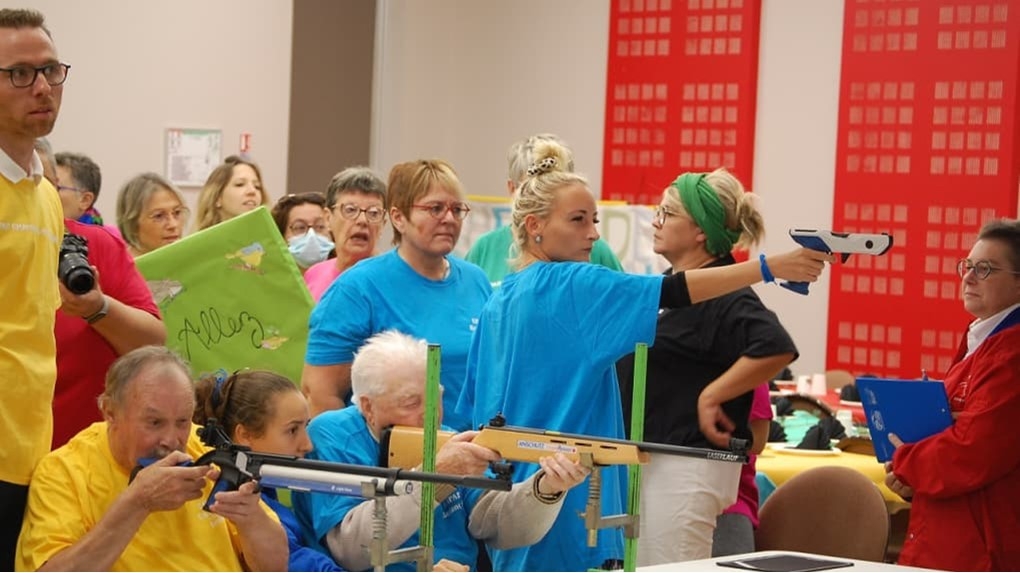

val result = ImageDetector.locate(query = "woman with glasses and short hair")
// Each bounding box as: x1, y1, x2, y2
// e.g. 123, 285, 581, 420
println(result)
115, 172, 189, 257
885, 219, 1020, 572
270, 192, 332, 271
302, 167, 388, 301
301, 160, 491, 427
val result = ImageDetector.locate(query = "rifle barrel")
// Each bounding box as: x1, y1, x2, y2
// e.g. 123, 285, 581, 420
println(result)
483, 425, 748, 464
251, 453, 512, 491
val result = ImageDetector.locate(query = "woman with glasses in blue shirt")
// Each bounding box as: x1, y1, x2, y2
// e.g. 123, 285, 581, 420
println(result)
302, 159, 491, 430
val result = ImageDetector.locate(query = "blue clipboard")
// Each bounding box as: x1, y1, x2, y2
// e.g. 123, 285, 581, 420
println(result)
856, 377, 953, 462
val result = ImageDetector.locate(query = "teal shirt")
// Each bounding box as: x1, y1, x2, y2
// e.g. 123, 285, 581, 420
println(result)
465, 226, 623, 288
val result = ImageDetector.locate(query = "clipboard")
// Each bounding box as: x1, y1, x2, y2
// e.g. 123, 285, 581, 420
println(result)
856, 377, 953, 462
717, 553, 853, 571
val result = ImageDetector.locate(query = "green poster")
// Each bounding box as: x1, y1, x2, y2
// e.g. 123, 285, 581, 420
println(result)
135, 207, 313, 384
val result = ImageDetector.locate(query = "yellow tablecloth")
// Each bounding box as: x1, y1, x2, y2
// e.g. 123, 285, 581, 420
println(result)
757, 444, 910, 513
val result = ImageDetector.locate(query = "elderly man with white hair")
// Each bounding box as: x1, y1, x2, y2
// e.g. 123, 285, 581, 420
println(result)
293, 330, 589, 572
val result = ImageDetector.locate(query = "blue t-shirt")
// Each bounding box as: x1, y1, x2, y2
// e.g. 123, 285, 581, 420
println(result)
306, 249, 492, 431
262, 489, 343, 572
456, 262, 662, 572
292, 407, 480, 572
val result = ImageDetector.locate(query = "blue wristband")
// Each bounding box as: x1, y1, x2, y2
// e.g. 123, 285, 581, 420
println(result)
759, 253, 776, 283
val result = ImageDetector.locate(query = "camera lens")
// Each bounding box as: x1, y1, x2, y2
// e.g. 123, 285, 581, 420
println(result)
64, 267, 95, 295
58, 232, 96, 295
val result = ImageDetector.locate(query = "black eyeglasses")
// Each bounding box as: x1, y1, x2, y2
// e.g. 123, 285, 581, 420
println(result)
957, 258, 1020, 280
0, 62, 70, 88
56, 184, 85, 194
412, 202, 471, 221
333, 203, 386, 223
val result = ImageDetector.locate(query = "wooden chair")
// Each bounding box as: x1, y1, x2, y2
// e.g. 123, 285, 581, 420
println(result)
755, 466, 890, 561
782, 393, 835, 419
825, 369, 856, 391
835, 436, 876, 457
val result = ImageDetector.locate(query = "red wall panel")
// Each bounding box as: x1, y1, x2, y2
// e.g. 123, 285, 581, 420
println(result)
602, 0, 762, 206
829, 0, 1020, 379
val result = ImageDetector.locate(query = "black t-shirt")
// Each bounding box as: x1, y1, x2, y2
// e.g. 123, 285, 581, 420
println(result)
617, 255, 797, 450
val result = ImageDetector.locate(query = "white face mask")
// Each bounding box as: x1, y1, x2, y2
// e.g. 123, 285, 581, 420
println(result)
287, 228, 334, 268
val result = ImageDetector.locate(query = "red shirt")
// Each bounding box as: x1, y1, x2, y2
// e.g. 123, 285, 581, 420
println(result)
52, 220, 160, 448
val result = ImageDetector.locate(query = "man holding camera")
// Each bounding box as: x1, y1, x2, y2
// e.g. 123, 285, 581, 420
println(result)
0, 9, 66, 569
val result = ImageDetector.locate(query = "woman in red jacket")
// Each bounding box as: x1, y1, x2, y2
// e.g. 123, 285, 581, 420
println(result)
885, 218, 1020, 571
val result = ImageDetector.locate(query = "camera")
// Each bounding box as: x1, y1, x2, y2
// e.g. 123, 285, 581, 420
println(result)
59, 232, 95, 295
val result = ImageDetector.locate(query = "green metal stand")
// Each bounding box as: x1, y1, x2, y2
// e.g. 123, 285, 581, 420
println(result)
418, 343, 441, 571
624, 343, 648, 572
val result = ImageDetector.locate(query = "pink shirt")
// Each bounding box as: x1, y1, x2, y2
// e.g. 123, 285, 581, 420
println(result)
303, 259, 343, 302
723, 383, 773, 526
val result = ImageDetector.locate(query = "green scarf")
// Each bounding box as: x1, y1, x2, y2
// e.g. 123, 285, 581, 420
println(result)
670, 173, 741, 256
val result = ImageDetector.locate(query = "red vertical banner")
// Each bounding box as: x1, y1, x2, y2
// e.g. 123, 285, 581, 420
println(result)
602, 0, 762, 206
830, 0, 1020, 379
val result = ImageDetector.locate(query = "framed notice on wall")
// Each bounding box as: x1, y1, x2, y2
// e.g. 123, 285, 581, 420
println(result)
165, 128, 222, 187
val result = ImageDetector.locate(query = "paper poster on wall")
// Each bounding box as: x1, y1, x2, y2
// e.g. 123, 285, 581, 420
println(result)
454, 197, 668, 276
134, 207, 313, 384
165, 127, 222, 187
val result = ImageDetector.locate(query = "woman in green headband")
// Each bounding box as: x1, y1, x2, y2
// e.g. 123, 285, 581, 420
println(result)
617, 168, 798, 565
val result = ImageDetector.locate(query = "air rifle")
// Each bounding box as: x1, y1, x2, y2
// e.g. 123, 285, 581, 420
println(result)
188, 419, 510, 501
783, 229, 893, 295
379, 422, 749, 470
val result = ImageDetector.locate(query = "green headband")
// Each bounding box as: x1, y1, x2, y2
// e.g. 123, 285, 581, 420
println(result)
670, 173, 741, 256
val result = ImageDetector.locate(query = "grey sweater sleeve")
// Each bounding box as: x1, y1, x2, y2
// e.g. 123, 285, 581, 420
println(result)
467, 472, 566, 550
325, 486, 423, 572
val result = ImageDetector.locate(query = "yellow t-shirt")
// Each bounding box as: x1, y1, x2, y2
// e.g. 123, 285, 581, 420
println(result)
16, 423, 280, 572
0, 174, 62, 485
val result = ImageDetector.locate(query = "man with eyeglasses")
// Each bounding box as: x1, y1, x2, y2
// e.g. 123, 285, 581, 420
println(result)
54, 151, 110, 228
0, 8, 67, 569
884, 218, 1020, 571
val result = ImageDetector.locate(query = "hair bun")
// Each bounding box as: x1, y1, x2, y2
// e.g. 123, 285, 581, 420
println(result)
526, 157, 557, 177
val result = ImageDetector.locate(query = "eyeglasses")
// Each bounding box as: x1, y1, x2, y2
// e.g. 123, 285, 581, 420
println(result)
653, 206, 677, 226
0, 62, 70, 88
412, 202, 471, 221
56, 184, 85, 194
288, 220, 330, 235
956, 258, 1020, 280
146, 207, 189, 226
333, 203, 386, 223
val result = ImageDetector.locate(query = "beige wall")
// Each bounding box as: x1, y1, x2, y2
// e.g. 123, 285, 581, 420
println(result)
372, 0, 611, 198
754, 0, 844, 378
27, 0, 293, 222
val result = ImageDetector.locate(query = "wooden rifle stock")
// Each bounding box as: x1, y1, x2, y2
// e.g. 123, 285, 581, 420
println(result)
378, 424, 747, 469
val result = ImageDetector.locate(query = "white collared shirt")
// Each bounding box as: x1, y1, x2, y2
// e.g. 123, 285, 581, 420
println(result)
0, 146, 44, 184
966, 302, 1020, 357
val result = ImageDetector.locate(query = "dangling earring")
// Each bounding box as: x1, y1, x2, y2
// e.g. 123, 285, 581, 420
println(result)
535, 235, 543, 244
